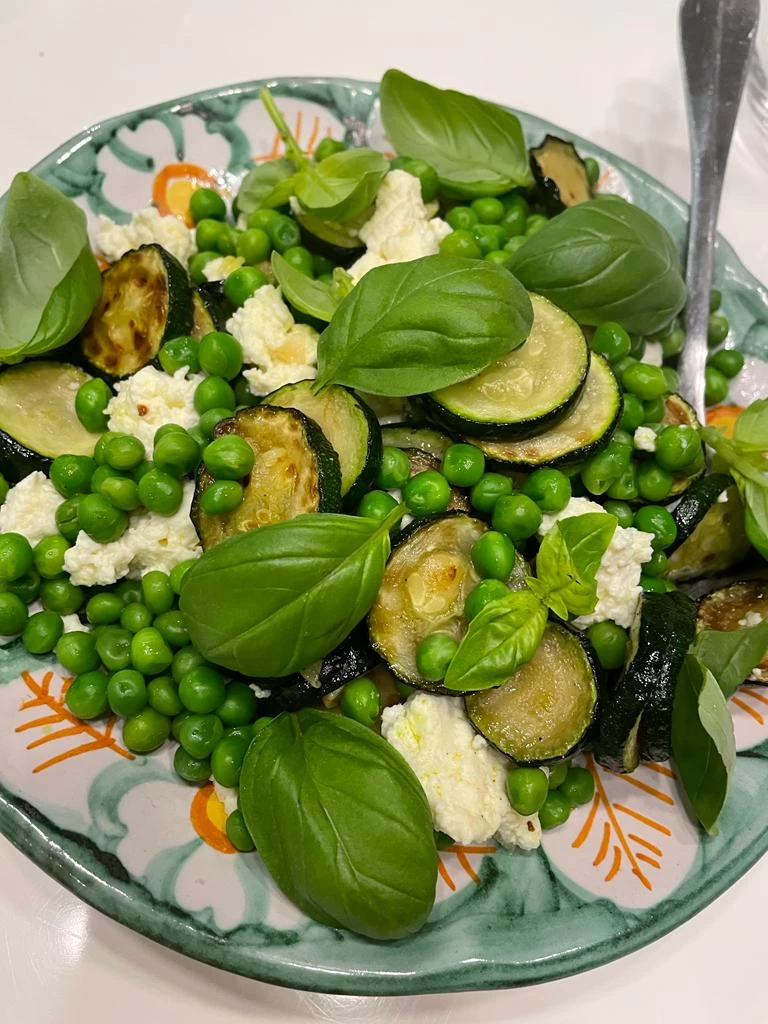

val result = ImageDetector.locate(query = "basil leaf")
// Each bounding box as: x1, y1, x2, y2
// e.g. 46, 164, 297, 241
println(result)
0, 172, 101, 362
330, 266, 354, 303
693, 621, 768, 698
236, 158, 296, 216
509, 196, 687, 335
733, 398, 768, 450
380, 69, 532, 196
295, 147, 389, 222
528, 513, 616, 618
272, 252, 337, 322
671, 654, 735, 834
734, 473, 768, 561
315, 254, 533, 396
239, 709, 437, 940
180, 507, 403, 677
701, 427, 768, 488
443, 589, 547, 692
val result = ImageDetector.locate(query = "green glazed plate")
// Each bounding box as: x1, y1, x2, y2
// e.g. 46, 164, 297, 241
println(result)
0, 76, 767, 996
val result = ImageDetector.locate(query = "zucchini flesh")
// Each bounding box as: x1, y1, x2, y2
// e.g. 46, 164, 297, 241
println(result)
296, 210, 366, 267
191, 283, 233, 340
264, 381, 381, 502
530, 135, 592, 212
380, 423, 452, 459
0, 362, 97, 481
669, 473, 733, 550
698, 580, 768, 682
422, 295, 588, 438
81, 244, 192, 378
597, 591, 697, 771
192, 406, 341, 549
471, 353, 620, 469
368, 514, 486, 690
465, 622, 598, 765
666, 484, 750, 582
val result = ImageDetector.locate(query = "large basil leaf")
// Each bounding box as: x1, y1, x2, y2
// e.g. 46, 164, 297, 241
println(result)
239, 709, 437, 940
528, 513, 616, 618
741, 478, 768, 560
693, 621, 768, 698
509, 196, 687, 334
380, 69, 532, 197
443, 589, 547, 692
671, 654, 735, 834
0, 172, 101, 363
733, 398, 768, 451
179, 507, 403, 677
236, 158, 296, 216
272, 252, 337, 322
315, 255, 533, 396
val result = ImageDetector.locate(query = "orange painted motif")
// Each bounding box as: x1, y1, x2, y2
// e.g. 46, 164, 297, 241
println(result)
16, 670, 133, 773
437, 843, 496, 891
252, 113, 324, 163
152, 163, 221, 226
190, 785, 236, 854
706, 403, 744, 437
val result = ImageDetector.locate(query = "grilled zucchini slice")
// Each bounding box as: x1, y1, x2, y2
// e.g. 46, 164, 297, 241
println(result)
697, 580, 768, 682
191, 283, 233, 340
471, 353, 621, 469
530, 135, 593, 213
666, 482, 750, 581
420, 295, 588, 438
465, 622, 598, 765
0, 362, 98, 481
81, 244, 193, 379
263, 381, 381, 503
380, 423, 453, 459
192, 405, 341, 548
296, 210, 366, 267
596, 591, 697, 771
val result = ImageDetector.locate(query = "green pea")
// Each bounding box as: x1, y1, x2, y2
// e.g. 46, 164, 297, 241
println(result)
559, 766, 595, 806
661, 366, 680, 395
314, 137, 347, 161
224, 267, 268, 308
65, 670, 109, 720
55, 631, 100, 674
236, 228, 271, 265
439, 229, 482, 259
0, 592, 28, 635
470, 472, 513, 515
188, 252, 219, 286
139, 570, 174, 615
203, 435, 254, 480
0, 533, 33, 582
339, 677, 381, 727
120, 602, 153, 634
471, 196, 505, 225
606, 463, 639, 502
178, 712, 224, 759
525, 213, 549, 236
707, 312, 730, 347
587, 621, 627, 670
50, 454, 96, 499
216, 680, 259, 727
131, 627, 173, 676
173, 745, 211, 784
389, 155, 411, 170
603, 499, 634, 528
445, 206, 478, 231
403, 470, 451, 517
189, 187, 226, 224
196, 218, 236, 255
107, 669, 147, 716
581, 442, 631, 495
654, 425, 700, 472
642, 396, 666, 424
547, 761, 570, 789
77, 493, 128, 544
619, 393, 645, 433
75, 378, 112, 433
464, 579, 509, 621
86, 592, 124, 625
584, 157, 600, 187
633, 504, 677, 550
115, 579, 142, 606
522, 468, 572, 513
621, 362, 667, 401
172, 645, 208, 684
232, 376, 259, 408
268, 214, 301, 253
147, 675, 184, 718
708, 348, 745, 380
0, 473, 7, 506
211, 734, 250, 787
93, 432, 120, 466
200, 480, 245, 516
640, 574, 667, 593
32, 537, 68, 584
590, 322, 631, 362
179, 665, 226, 714
99, 472, 139, 514
472, 223, 507, 254
122, 707, 170, 753
628, 333, 646, 360
198, 408, 231, 442
281, 245, 315, 277
441, 443, 486, 488
153, 610, 189, 648
661, 325, 685, 359
245, 208, 281, 232
159, 335, 200, 376
226, 809, 255, 851
137, 468, 183, 516
471, 531, 516, 580
484, 249, 514, 269
103, 434, 145, 472
500, 200, 527, 238
539, 790, 571, 829
96, 625, 133, 672
357, 489, 399, 523
5, 569, 41, 604
402, 158, 439, 201
152, 430, 201, 480
705, 365, 729, 406
194, 375, 236, 415
415, 633, 458, 682
492, 493, 542, 542
643, 550, 668, 578
376, 446, 411, 490
506, 767, 549, 816
170, 559, 197, 595
22, 610, 63, 654
252, 716, 274, 737
40, 577, 83, 615
636, 461, 674, 503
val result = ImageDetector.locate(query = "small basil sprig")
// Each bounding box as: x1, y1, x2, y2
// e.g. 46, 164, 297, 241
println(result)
693, 620, 768, 698
671, 653, 735, 834
235, 157, 296, 217
443, 589, 547, 692
509, 196, 687, 335
314, 254, 533, 396
239, 709, 437, 940
179, 505, 404, 677
0, 172, 101, 363
380, 69, 532, 197
528, 513, 616, 619
260, 88, 388, 222
271, 252, 352, 322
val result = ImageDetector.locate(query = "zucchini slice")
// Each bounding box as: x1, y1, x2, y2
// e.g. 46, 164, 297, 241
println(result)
668, 473, 733, 550
368, 513, 487, 691
263, 380, 382, 503
191, 406, 342, 549
420, 295, 588, 438
530, 135, 592, 213
471, 353, 621, 469
465, 622, 598, 765
191, 283, 233, 340
81, 244, 193, 379
381, 423, 452, 459
596, 591, 697, 771
296, 210, 366, 267
0, 362, 98, 481
697, 580, 768, 682
666, 483, 750, 581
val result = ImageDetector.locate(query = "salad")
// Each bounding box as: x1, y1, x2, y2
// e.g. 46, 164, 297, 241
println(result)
0, 68, 766, 943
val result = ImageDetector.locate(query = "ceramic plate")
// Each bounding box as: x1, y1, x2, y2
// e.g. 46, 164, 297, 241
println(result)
1, 76, 767, 996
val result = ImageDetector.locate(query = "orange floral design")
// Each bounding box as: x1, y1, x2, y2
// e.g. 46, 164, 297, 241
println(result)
253, 111, 328, 163
190, 784, 236, 854
438, 843, 496, 891
151, 162, 223, 226
15, 670, 133, 773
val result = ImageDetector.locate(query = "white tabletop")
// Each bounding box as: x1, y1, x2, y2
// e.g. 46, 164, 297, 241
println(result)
1, 1, 767, 1020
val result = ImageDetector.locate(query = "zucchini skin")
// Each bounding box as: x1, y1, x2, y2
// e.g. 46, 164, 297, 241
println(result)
0, 434, 51, 482
296, 211, 366, 268
530, 135, 593, 213
191, 283, 234, 339
380, 423, 453, 459
668, 473, 732, 551
344, 391, 383, 506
